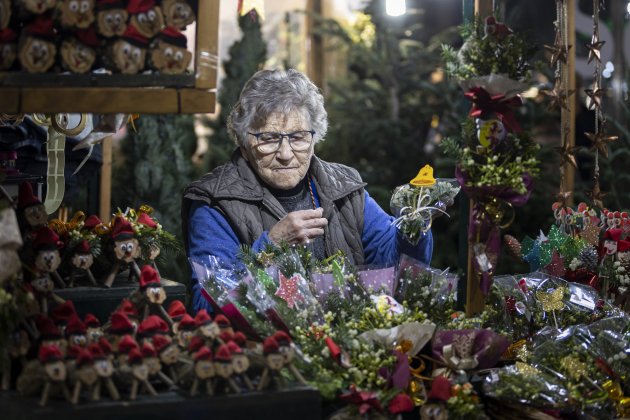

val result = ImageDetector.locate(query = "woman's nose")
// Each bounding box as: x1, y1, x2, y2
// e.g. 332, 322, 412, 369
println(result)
275, 138, 294, 160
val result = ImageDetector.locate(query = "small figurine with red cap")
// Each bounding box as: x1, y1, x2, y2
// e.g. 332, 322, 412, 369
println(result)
176, 313, 196, 349
133, 210, 168, 275
16, 0, 56, 18
227, 341, 253, 391
18, 14, 58, 73
137, 265, 173, 326
127, 347, 157, 400
127, 0, 163, 38
105, 311, 135, 352
17, 182, 47, 234
149, 26, 191, 74
29, 227, 67, 313
60, 24, 102, 73
213, 344, 240, 393
38, 343, 72, 406
137, 314, 169, 343
140, 341, 173, 387
161, 0, 195, 29
257, 336, 286, 391
194, 309, 220, 345
152, 334, 180, 382
88, 342, 121, 401
95, 0, 127, 37
103, 216, 141, 287
70, 347, 98, 404
68, 239, 98, 286
273, 330, 307, 385
66, 314, 88, 348
0, 28, 17, 70
190, 346, 215, 397
84, 313, 103, 343
58, 0, 95, 29
167, 299, 186, 334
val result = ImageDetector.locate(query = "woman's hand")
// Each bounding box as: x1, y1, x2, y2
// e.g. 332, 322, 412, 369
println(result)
268, 208, 328, 245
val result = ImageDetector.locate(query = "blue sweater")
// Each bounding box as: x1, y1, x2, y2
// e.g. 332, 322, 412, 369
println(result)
187, 189, 433, 312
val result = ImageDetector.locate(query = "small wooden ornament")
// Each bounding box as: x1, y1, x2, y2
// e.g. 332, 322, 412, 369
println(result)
138, 265, 173, 327
227, 341, 253, 391
58, 0, 96, 29
167, 300, 186, 335
213, 344, 240, 394
141, 342, 174, 387
88, 342, 120, 401
17, 0, 56, 16
127, 0, 163, 38
105, 311, 136, 353
67, 240, 97, 286
273, 331, 307, 385
153, 334, 180, 383
149, 26, 191, 74
38, 344, 72, 407
190, 346, 214, 397
84, 313, 103, 343
257, 337, 286, 391
175, 314, 195, 350
95, 0, 127, 37
17, 182, 48, 234
66, 314, 88, 348
71, 348, 98, 404
32, 226, 67, 290
103, 217, 142, 287
194, 310, 220, 344
59, 26, 101, 74
161, 0, 195, 30
127, 348, 157, 400
18, 15, 57, 73
0, 0, 11, 30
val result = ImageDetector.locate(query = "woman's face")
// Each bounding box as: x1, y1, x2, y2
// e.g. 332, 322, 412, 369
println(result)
241, 109, 314, 190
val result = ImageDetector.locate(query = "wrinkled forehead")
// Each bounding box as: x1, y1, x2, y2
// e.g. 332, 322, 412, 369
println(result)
250, 107, 308, 131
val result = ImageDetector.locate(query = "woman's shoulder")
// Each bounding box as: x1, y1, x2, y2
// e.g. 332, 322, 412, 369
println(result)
312, 157, 366, 189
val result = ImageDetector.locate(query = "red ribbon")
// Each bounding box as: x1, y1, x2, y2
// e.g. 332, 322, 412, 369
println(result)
325, 336, 341, 363
464, 87, 523, 133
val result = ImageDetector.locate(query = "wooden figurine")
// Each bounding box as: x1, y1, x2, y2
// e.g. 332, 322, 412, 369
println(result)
149, 26, 191, 74
87, 343, 120, 401
167, 300, 186, 334
84, 313, 103, 343
420, 376, 451, 420
38, 344, 71, 406
127, 0, 163, 38
127, 348, 157, 400
194, 309, 219, 344
66, 314, 88, 348
227, 341, 253, 391
138, 265, 173, 326
18, 15, 57, 73
137, 315, 169, 345
141, 341, 173, 387
152, 334, 180, 383
213, 344, 240, 394
175, 314, 196, 350
0, 0, 10, 29
273, 331, 307, 385
16, 0, 56, 16
95, 0, 127, 37
117, 334, 139, 366
58, 0, 95, 29
60, 25, 101, 74
17, 182, 48, 235
0, 28, 17, 70
135, 212, 163, 274
68, 240, 97, 286
106, 311, 136, 353
161, 0, 195, 30
257, 337, 285, 391
71, 348, 98, 404
214, 314, 234, 336
51, 300, 77, 337
31, 226, 67, 291
116, 298, 140, 333
104, 216, 141, 287
190, 346, 214, 397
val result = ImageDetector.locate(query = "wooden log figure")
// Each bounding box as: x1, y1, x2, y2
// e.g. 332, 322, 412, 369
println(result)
141, 341, 173, 387
127, 348, 157, 400
104, 216, 141, 287
70, 348, 98, 404
65, 314, 88, 348
226, 341, 253, 391
149, 26, 191, 74
87, 343, 120, 401
38, 344, 71, 406
105, 311, 136, 353
273, 330, 307, 385
16, 0, 56, 16
18, 15, 57, 73
161, 0, 195, 30
138, 265, 173, 326
137, 315, 169, 345
167, 300, 186, 335
193, 309, 220, 344
58, 0, 95, 29
152, 334, 180, 383
68, 240, 97, 286
127, 0, 163, 38
17, 182, 48, 236
60, 25, 101, 74
95, 0, 127, 37
190, 346, 214, 397
213, 344, 240, 394
257, 337, 286, 391
84, 313, 103, 343
50, 300, 77, 338
0, 28, 17, 70
175, 314, 196, 350
116, 298, 141, 333
31, 226, 67, 290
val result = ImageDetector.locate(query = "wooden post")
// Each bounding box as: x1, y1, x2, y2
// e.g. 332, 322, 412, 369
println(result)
562, 0, 576, 203
99, 136, 112, 223
195, 0, 220, 90
306, 0, 324, 88
474, 0, 493, 17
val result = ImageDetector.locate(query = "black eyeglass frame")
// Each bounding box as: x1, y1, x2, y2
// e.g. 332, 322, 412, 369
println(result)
247, 130, 316, 152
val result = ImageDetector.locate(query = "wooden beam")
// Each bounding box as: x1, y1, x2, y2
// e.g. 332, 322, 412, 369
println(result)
474, 0, 493, 17
563, 0, 576, 203
195, 0, 220, 90
306, 0, 324, 88
99, 136, 113, 223
179, 90, 216, 114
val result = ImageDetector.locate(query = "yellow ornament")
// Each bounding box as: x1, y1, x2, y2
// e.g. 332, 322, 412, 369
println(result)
536, 287, 565, 312
560, 355, 587, 381
409, 165, 436, 187
239, 0, 266, 20
516, 362, 540, 377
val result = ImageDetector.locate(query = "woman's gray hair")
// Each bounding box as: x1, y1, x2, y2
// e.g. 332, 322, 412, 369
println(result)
227, 69, 328, 147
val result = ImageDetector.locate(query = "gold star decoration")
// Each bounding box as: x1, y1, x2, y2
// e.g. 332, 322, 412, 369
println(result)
584, 87, 606, 110
585, 131, 619, 158
554, 142, 580, 169
586, 35, 605, 64
560, 355, 588, 381
536, 287, 565, 312
544, 79, 576, 111
544, 32, 572, 67
585, 180, 607, 209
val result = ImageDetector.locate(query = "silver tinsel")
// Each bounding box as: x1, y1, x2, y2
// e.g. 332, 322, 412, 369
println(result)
579, 245, 599, 272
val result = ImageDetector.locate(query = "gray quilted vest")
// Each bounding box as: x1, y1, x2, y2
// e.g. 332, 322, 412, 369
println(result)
182, 150, 367, 265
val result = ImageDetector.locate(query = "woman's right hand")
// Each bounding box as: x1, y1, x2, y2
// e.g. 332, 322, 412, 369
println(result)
268, 208, 328, 245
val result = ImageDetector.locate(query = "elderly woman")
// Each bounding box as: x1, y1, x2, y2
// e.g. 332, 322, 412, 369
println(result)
183, 69, 432, 311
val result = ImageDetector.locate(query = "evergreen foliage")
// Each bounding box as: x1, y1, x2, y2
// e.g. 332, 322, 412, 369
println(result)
201, 12, 267, 171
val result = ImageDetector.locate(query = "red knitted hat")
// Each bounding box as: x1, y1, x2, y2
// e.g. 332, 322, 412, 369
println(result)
232, 332, 247, 347
97, 337, 113, 355
75, 239, 91, 254
117, 299, 139, 318
52, 300, 77, 324
24, 15, 56, 41
214, 344, 232, 362
121, 24, 149, 48
39, 344, 63, 363
128, 0, 155, 14
0, 28, 17, 44
36, 316, 61, 339
109, 312, 135, 334
194, 346, 213, 362
137, 212, 157, 229
128, 347, 143, 365
141, 342, 157, 358
157, 26, 187, 48
427, 376, 453, 402
66, 314, 87, 336
76, 348, 94, 367
138, 315, 169, 336
167, 300, 186, 320
178, 314, 196, 331
82, 214, 102, 231
263, 337, 279, 355
152, 334, 172, 353
111, 216, 135, 240
227, 341, 242, 355
273, 330, 292, 346
33, 227, 62, 251
194, 309, 212, 327
89, 343, 107, 360
97, 0, 125, 11
18, 182, 41, 209
118, 334, 139, 354
75, 25, 102, 48
84, 313, 101, 328
218, 331, 233, 343
188, 336, 204, 353
139, 265, 161, 289
214, 314, 231, 329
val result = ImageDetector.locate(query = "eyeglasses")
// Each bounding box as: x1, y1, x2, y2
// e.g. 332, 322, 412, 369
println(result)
248, 130, 315, 154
